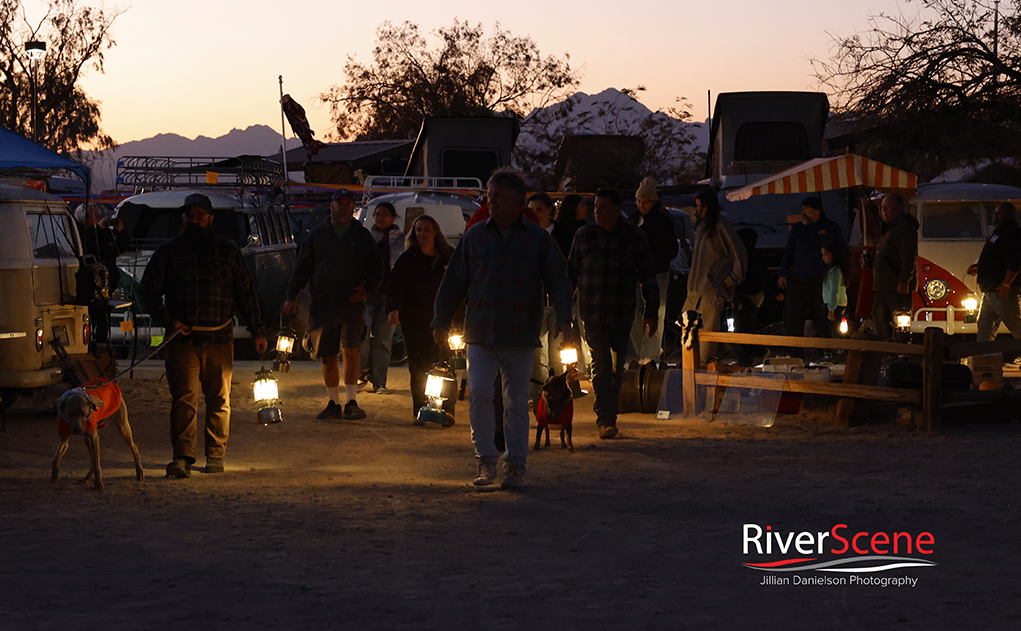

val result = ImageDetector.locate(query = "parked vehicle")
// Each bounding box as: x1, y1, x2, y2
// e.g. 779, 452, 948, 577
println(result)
354, 176, 480, 248
854, 182, 1021, 335
110, 157, 299, 350
0, 185, 91, 403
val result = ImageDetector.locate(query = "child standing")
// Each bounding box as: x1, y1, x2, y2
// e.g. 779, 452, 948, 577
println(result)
821, 240, 848, 338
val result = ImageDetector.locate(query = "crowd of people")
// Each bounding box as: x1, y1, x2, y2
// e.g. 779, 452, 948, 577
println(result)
136, 177, 1021, 488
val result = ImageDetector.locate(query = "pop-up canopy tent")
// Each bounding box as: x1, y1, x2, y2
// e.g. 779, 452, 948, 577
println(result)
725, 154, 916, 202
0, 126, 91, 194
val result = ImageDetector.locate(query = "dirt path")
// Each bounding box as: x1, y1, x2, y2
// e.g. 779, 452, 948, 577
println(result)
1, 361, 1018, 629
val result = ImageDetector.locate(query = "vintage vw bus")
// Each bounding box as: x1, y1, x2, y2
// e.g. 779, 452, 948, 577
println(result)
0, 185, 90, 402
855, 183, 1021, 335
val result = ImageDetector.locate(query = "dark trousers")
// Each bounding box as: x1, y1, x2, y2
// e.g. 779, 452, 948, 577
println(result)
165, 341, 233, 463
733, 294, 766, 365
873, 291, 911, 342
585, 322, 631, 428
404, 325, 454, 418
784, 277, 830, 339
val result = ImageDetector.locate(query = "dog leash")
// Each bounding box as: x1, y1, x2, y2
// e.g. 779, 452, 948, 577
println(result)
84, 319, 233, 390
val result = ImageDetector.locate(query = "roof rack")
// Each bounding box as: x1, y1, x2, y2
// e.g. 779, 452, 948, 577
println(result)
115, 156, 284, 195
364, 175, 483, 193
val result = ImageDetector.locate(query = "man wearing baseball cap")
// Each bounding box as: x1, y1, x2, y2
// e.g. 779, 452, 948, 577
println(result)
141, 193, 268, 478
284, 188, 383, 420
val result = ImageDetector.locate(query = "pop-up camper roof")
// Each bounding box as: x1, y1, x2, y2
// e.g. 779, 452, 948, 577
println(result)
0, 126, 91, 192
705, 92, 829, 185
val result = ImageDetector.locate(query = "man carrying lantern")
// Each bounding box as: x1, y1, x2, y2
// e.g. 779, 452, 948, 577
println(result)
433, 168, 574, 490
141, 193, 267, 479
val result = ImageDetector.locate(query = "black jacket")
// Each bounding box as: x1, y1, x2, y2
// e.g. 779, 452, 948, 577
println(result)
628, 207, 678, 274
386, 247, 450, 331
873, 213, 919, 292
286, 219, 383, 321
976, 220, 1021, 292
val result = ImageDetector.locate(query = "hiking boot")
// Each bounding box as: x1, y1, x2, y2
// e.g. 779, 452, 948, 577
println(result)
343, 399, 366, 420
598, 425, 619, 440
205, 457, 224, 474
316, 400, 343, 420
166, 459, 191, 479
473, 460, 497, 486
501, 464, 526, 490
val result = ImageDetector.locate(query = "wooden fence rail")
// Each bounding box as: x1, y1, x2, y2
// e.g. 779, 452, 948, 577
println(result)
679, 327, 1018, 432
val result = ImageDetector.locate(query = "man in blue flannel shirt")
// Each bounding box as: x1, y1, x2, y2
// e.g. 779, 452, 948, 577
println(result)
433, 168, 573, 490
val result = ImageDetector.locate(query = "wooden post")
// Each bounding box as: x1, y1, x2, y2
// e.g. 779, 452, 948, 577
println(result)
836, 350, 862, 426
922, 328, 945, 432
682, 329, 702, 418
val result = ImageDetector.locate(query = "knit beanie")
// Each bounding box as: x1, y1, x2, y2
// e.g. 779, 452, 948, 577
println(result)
636, 177, 658, 201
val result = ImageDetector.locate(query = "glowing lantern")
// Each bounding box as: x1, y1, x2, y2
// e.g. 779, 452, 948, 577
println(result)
894, 312, 912, 331
416, 362, 457, 427
839, 317, 849, 335
253, 367, 282, 425
962, 296, 979, 313
273, 326, 296, 372
448, 328, 467, 370
559, 344, 579, 368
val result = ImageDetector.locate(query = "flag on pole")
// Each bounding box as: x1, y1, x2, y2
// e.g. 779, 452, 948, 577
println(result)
281, 94, 326, 160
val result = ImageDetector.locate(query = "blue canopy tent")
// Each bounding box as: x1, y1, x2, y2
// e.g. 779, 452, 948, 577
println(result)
0, 126, 91, 197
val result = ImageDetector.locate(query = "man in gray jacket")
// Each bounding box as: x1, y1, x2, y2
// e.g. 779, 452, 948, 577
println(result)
284, 189, 383, 420
871, 193, 918, 341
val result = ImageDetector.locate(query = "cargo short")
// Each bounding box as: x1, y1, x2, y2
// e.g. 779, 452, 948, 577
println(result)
304, 302, 367, 359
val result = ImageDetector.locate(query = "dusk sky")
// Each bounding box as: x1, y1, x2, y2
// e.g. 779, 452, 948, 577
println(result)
32, 0, 912, 144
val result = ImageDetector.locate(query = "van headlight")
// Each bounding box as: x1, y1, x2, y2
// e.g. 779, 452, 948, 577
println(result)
924, 279, 948, 301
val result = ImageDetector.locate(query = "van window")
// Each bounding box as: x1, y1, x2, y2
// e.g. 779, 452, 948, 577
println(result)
734, 122, 810, 161
28, 212, 78, 259
921, 203, 983, 239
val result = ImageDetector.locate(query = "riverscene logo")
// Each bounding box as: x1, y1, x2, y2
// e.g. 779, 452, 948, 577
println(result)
742, 524, 937, 584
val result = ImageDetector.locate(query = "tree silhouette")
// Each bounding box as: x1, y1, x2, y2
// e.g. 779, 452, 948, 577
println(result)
0, 0, 123, 155
814, 0, 1021, 180
320, 20, 579, 141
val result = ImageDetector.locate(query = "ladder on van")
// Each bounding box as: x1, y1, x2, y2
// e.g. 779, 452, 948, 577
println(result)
364, 175, 483, 195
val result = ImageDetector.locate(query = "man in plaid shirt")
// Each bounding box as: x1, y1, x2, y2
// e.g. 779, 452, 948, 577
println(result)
141, 193, 267, 479
568, 188, 658, 438
433, 168, 573, 490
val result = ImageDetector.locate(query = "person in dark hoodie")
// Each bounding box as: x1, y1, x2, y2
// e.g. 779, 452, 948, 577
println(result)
283, 188, 383, 421
778, 196, 845, 342
969, 202, 1021, 342
628, 177, 678, 362
871, 193, 918, 341
733, 228, 771, 365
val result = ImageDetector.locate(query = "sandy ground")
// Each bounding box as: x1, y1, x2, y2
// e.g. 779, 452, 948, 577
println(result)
1, 358, 1020, 630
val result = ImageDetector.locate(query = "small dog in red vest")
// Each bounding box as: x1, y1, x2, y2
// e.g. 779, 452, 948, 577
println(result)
534, 371, 574, 452
52, 383, 144, 490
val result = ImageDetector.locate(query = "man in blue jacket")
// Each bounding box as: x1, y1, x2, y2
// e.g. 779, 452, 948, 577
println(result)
778, 196, 845, 342
284, 189, 383, 420
433, 168, 573, 490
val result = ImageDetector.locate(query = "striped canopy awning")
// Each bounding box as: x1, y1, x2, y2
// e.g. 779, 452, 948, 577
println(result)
725, 155, 917, 202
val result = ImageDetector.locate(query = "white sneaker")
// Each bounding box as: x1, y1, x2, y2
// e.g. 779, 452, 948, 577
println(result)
473, 460, 497, 486
373, 386, 391, 394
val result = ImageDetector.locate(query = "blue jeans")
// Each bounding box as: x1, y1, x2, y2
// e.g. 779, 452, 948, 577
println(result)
466, 344, 534, 467
360, 292, 395, 388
